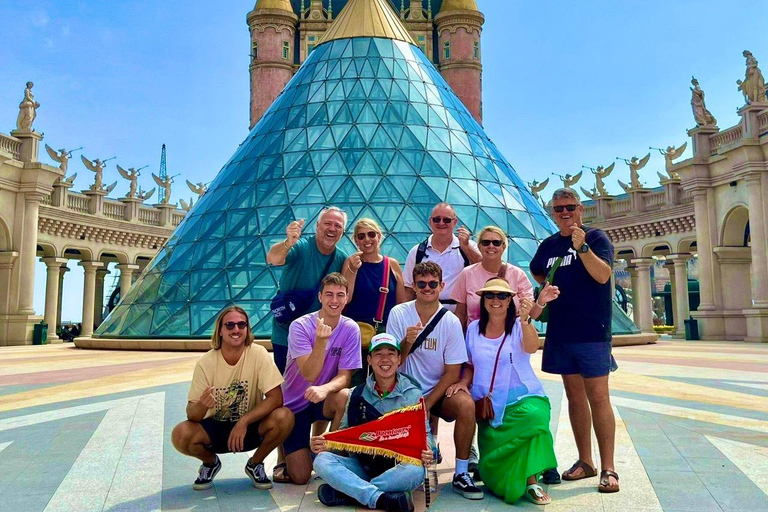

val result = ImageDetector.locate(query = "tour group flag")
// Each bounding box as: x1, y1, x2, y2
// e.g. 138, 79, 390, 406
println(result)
324, 398, 428, 466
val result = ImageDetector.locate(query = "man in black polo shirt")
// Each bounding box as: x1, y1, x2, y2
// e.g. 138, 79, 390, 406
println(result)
530, 188, 619, 494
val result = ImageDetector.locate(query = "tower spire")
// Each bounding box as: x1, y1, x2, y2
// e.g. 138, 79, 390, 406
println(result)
319, 0, 415, 46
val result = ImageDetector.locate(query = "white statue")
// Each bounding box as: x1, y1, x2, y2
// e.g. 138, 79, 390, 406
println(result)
580, 186, 597, 200
152, 173, 173, 204
621, 153, 651, 189
45, 144, 69, 173
655, 142, 687, 179
592, 163, 615, 196
557, 171, 582, 188
179, 198, 194, 211
690, 77, 717, 127
737, 50, 767, 104
186, 180, 208, 197
527, 178, 549, 200
137, 187, 155, 202
117, 165, 142, 198
81, 155, 105, 191
16, 82, 40, 131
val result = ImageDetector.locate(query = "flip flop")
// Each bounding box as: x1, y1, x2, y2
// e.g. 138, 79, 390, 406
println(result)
598, 470, 620, 493
524, 484, 551, 505
272, 462, 293, 484
561, 460, 597, 481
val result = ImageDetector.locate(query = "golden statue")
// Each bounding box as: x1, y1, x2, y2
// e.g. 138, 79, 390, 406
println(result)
591, 163, 614, 196
558, 171, 582, 188
527, 178, 549, 199
152, 173, 174, 205
654, 142, 687, 180
620, 153, 651, 189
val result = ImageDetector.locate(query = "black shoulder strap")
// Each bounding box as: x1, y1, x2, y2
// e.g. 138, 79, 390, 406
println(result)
415, 239, 428, 264
348, 384, 382, 426
410, 307, 449, 354
458, 247, 470, 267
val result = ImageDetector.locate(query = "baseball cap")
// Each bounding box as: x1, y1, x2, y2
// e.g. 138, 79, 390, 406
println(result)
368, 333, 400, 353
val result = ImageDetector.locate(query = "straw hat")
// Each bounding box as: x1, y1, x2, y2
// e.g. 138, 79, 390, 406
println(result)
475, 278, 516, 297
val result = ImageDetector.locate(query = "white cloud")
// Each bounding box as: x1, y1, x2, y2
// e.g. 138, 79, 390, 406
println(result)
30, 8, 50, 27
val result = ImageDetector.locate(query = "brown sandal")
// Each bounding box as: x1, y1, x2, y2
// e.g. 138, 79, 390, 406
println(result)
272, 462, 293, 484
598, 470, 620, 493
561, 460, 597, 481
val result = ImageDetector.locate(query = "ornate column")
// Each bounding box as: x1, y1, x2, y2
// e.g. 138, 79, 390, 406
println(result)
665, 260, 678, 330
56, 264, 69, 328
17, 192, 45, 314
626, 265, 639, 326
42, 257, 68, 343
744, 174, 768, 307
690, 189, 715, 310
630, 258, 655, 333
94, 268, 110, 327
668, 254, 691, 338
79, 261, 104, 337
0, 252, 19, 315
117, 264, 140, 297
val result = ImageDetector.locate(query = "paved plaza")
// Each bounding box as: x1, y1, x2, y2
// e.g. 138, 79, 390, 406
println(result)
0, 340, 766, 512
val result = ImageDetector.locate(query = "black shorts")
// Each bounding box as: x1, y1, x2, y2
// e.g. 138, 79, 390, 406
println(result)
273, 343, 288, 374
200, 418, 263, 454
429, 395, 456, 423
542, 339, 618, 378
283, 401, 332, 456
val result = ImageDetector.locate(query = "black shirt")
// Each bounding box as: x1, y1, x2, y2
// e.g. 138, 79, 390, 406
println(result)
530, 227, 614, 343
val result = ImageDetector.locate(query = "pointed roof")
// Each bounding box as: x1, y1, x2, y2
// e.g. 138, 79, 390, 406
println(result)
319, 0, 415, 46
254, 0, 293, 11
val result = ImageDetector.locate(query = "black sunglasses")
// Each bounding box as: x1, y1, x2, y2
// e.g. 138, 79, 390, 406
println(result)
484, 292, 511, 300
553, 204, 578, 213
431, 216, 454, 224
224, 321, 248, 330
479, 239, 503, 247
356, 231, 378, 241
415, 281, 440, 289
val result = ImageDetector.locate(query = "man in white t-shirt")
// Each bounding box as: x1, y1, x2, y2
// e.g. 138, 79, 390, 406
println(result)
172, 306, 294, 491
402, 203, 481, 309
386, 261, 483, 500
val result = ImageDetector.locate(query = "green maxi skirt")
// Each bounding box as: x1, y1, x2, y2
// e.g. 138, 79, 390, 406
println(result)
477, 396, 557, 504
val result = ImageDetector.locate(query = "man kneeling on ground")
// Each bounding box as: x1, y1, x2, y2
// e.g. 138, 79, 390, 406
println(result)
311, 333, 435, 512
172, 306, 294, 490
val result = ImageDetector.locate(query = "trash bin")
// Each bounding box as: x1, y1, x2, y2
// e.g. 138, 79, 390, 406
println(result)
684, 317, 699, 340
33, 322, 48, 345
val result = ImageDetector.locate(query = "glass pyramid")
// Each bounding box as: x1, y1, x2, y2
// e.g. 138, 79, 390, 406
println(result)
95, 31, 636, 339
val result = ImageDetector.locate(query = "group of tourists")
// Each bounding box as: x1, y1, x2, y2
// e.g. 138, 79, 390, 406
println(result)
171, 188, 620, 511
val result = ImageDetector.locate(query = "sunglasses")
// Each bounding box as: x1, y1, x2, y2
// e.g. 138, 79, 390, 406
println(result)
223, 321, 248, 330
415, 281, 440, 289
483, 292, 511, 300
553, 204, 578, 213
479, 239, 503, 247
356, 231, 378, 241
431, 216, 454, 224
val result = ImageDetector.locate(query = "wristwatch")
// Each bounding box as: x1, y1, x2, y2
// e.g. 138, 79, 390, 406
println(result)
579, 243, 590, 254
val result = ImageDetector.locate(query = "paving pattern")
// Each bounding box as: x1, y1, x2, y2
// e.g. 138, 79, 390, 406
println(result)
0, 340, 766, 512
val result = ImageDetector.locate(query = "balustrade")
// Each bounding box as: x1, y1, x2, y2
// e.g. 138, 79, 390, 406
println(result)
759, 110, 768, 134
0, 133, 21, 159
643, 191, 666, 208
610, 198, 631, 215
103, 201, 126, 220
709, 125, 743, 155
138, 207, 162, 226
67, 193, 90, 213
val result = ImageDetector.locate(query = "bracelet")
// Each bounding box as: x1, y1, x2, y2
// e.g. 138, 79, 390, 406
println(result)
348, 265, 358, 275
283, 239, 291, 250
536, 300, 546, 308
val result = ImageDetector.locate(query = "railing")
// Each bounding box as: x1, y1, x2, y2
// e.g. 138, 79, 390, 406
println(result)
709, 125, 743, 154
680, 190, 693, 204
138, 207, 162, 226
67, 193, 90, 213
171, 211, 185, 227
643, 190, 666, 208
609, 198, 632, 215
0, 134, 21, 159
103, 201, 125, 220
759, 110, 768, 135
40, 194, 52, 205
583, 204, 597, 218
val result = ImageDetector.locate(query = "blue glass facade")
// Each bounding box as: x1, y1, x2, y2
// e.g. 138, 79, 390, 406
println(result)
95, 36, 637, 339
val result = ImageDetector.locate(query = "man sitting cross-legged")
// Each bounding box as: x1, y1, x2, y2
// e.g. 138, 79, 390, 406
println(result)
280, 272, 362, 484
386, 261, 483, 500
311, 333, 435, 512
171, 306, 294, 491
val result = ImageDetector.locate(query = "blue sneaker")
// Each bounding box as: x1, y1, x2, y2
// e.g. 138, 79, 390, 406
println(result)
193, 456, 221, 490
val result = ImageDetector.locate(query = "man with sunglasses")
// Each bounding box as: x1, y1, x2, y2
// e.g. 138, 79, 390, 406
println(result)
386, 262, 483, 500
403, 203, 482, 309
530, 188, 620, 494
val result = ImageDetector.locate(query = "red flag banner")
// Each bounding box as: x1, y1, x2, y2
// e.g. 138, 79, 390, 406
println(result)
323, 398, 428, 466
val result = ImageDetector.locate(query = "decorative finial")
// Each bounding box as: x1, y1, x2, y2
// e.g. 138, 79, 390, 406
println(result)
401, 0, 406, 19
427, 0, 432, 19
327, 0, 332, 19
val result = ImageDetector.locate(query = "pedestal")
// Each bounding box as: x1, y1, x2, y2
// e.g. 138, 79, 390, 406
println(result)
743, 308, 768, 342
154, 203, 177, 228
687, 125, 720, 159
628, 188, 652, 213
738, 103, 768, 139
83, 189, 109, 215
119, 197, 144, 222
594, 196, 614, 220
661, 178, 682, 205
51, 180, 73, 208
9, 129, 43, 162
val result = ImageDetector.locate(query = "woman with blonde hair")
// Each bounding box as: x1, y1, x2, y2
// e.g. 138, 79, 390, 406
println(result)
342, 218, 408, 383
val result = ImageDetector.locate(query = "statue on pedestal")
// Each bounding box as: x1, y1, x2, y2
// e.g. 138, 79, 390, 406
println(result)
16, 82, 40, 131
580, 186, 597, 200
117, 165, 143, 198
620, 153, 651, 190
591, 163, 614, 196
179, 198, 194, 212
45, 144, 69, 173
690, 77, 717, 127
557, 171, 582, 188
137, 187, 155, 202
81, 155, 106, 191
654, 142, 687, 180
737, 50, 767, 104
186, 180, 208, 197
153, 173, 173, 204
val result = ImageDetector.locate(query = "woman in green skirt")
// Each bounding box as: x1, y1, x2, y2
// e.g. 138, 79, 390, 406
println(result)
447, 278, 560, 505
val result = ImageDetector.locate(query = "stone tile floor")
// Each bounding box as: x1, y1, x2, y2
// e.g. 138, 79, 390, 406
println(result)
0, 339, 765, 511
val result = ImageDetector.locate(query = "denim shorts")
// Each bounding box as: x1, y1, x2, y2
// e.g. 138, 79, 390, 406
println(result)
542, 339, 617, 378
283, 401, 331, 455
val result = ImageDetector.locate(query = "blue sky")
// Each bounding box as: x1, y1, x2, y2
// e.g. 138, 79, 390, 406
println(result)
0, 0, 765, 322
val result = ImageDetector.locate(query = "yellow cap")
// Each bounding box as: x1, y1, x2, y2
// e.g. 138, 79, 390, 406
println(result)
254, 0, 294, 12
320, 0, 416, 46
439, 0, 479, 12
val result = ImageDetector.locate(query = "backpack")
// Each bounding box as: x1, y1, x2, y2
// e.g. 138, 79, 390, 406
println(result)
415, 238, 470, 267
